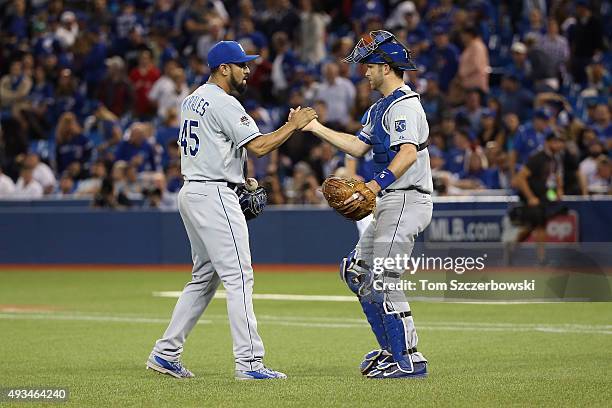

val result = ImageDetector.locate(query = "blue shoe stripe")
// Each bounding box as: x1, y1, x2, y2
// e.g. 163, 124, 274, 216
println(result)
154, 356, 175, 370
240, 369, 285, 379
153, 356, 191, 377
244, 370, 272, 379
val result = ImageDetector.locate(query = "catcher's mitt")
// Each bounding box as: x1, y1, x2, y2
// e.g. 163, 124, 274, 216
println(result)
322, 176, 376, 221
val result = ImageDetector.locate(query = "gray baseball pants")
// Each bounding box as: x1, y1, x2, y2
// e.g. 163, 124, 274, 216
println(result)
355, 190, 433, 363
153, 181, 265, 371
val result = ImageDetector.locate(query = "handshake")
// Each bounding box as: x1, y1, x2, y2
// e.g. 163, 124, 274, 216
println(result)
287, 106, 320, 132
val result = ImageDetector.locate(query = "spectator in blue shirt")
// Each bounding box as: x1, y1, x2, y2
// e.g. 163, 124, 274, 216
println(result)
83, 103, 121, 148
520, 8, 546, 39
55, 112, 93, 176
115, 122, 158, 172
488, 151, 513, 190
156, 107, 179, 170
185, 55, 208, 91
459, 151, 499, 189
496, 71, 534, 121
505, 42, 533, 89
3, 0, 28, 41
155, 107, 179, 148
430, 25, 459, 92
445, 129, 472, 175
150, 0, 177, 35
114, 1, 143, 48
453, 88, 485, 135
510, 108, 553, 168
19, 65, 54, 140
590, 103, 612, 142
151, 28, 179, 68
583, 55, 610, 99
236, 17, 269, 58
421, 73, 447, 123
351, 0, 386, 33
81, 27, 109, 97
48, 68, 86, 124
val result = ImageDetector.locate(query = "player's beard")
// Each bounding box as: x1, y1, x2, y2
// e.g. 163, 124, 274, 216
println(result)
230, 71, 248, 95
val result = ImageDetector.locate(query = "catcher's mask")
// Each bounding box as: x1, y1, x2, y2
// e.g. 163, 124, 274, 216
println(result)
343, 30, 417, 71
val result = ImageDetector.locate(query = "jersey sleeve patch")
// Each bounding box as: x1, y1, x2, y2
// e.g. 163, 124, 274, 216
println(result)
239, 115, 252, 126
394, 117, 407, 134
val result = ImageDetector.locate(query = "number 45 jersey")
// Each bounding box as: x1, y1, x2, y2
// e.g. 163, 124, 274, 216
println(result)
178, 83, 262, 184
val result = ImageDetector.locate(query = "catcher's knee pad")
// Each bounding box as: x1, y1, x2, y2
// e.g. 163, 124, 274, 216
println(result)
339, 249, 371, 295
340, 251, 390, 350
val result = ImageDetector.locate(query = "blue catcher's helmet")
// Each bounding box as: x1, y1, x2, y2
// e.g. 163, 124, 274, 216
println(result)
343, 30, 417, 71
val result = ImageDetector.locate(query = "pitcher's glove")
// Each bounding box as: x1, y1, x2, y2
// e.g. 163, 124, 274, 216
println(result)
322, 176, 376, 221
238, 186, 267, 221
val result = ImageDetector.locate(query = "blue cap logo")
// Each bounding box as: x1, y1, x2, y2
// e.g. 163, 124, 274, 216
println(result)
207, 41, 259, 69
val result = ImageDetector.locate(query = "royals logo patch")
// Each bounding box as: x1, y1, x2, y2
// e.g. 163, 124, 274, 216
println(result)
395, 119, 406, 132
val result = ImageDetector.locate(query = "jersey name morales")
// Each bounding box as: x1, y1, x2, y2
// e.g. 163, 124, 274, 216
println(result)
181, 95, 209, 117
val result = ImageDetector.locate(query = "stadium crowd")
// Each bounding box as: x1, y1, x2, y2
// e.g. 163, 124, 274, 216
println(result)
0, 0, 610, 208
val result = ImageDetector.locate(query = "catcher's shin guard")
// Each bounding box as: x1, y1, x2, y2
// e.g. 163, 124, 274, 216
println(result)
381, 311, 416, 373
340, 251, 390, 350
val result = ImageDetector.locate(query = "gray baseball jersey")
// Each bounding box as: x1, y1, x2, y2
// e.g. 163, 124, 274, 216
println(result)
179, 83, 261, 183
360, 85, 433, 192
152, 82, 267, 372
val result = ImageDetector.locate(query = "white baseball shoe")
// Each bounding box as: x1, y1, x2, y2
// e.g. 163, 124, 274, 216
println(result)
235, 367, 287, 380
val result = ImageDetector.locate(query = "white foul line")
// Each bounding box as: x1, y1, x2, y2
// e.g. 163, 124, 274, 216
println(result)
152, 291, 585, 304
153, 291, 357, 302
1, 312, 610, 335
0, 312, 211, 325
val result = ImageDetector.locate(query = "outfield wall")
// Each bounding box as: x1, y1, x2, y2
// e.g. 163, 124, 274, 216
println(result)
0, 197, 611, 265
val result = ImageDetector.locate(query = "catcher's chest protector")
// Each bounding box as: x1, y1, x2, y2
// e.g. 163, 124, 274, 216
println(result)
365, 88, 420, 173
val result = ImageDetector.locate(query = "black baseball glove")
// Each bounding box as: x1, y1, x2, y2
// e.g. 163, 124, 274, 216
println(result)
238, 186, 268, 221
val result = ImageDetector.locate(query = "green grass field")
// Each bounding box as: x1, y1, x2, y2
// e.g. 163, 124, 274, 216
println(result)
1, 268, 610, 407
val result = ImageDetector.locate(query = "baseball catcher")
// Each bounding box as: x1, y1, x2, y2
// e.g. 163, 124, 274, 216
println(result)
306, 30, 433, 379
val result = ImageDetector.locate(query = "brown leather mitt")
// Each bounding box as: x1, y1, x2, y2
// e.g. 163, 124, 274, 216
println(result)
322, 176, 376, 221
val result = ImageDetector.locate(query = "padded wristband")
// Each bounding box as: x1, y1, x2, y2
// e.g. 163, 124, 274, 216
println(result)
374, 168, 396, 190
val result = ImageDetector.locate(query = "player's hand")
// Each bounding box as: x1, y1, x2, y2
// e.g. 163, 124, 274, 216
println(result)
302, 118, 318, 132
343, 180, 380, 205
365, 180, 381, 196
289, 107, 318, 130
288, 106, 300, 122
527, 196, 540, 207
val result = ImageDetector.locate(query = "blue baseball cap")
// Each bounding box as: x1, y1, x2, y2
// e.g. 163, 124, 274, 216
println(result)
207, 41, 259, 69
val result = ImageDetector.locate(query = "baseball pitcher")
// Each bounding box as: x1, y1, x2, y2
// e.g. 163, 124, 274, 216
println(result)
146, 41, 316, 380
